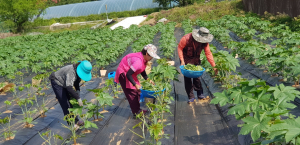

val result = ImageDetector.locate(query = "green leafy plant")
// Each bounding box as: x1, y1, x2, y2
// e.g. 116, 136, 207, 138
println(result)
131, 100, 171, 145
0, 24, 145, 77
183, 64, 204, 71
84, 100, 102, 121
33, 72, 52, 90
88, 88, 114, 119
211, 79, 300, 144
9, 85, 24, 101
15, 71, 24, 86
4, 100, 11, 110
97, 92, 114, 112
0, 115, 16, 140
92, 64, 100, 78
69, 99, 98, 135
132, 23, 164, 53
80, 108, 98, 134
196, 19, 232, 47
61, 112, 82, 145
0, 82, 6, 89
16, 97, 37, 127
221, 74, 247, 89
290, 65, 300, 86
105, 78, 120, 98
182, 19, 193, 34
159, 22, 177, 59
131, 59, 178, 144
38, 130, 64, 145
32, 73, 50, 117
33, 86, 48, 117
218, 15, 257, 41
140, 79, 161, 91
202, 49, 240, 83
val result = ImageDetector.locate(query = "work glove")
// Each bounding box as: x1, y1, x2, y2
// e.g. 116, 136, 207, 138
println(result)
77, 98, 83, 106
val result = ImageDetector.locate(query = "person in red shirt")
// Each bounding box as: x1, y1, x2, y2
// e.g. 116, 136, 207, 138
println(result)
178, 27, 218, 104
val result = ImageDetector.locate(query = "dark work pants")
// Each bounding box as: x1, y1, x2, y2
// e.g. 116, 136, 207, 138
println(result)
119, 73, 141, 114
180, 59, 203, 99
184, 76, 203, 99
51, 79, 79, 125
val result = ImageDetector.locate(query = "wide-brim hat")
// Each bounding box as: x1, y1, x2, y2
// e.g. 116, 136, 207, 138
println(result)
77, 60, 92, 82
192, 27, 214, 43
144, 44, 160, 59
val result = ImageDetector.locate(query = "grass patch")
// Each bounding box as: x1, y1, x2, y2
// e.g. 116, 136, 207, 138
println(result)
145, 15, 154, 21
23, 18, 125, 35
24, 23, 96, 35
154, 0, 244, 23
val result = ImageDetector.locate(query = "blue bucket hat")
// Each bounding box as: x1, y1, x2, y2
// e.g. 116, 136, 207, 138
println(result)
76, 60, 92, 81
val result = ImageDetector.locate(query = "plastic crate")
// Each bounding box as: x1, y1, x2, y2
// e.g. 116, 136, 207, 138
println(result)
180, 65, 206, 78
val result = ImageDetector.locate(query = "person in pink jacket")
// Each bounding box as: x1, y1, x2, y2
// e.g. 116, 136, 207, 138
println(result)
115, 44, 160, 117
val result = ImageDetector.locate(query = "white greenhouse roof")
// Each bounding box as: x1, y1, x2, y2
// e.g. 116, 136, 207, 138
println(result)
40, 0, 160, 19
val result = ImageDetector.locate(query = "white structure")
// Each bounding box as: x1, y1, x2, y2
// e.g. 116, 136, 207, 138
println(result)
110, 15, 147, 30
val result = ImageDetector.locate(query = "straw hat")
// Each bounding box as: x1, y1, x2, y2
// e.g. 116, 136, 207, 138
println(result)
192, 27, 214, 43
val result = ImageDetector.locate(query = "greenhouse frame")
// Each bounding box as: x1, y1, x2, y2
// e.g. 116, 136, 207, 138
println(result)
40, 0, 162, 19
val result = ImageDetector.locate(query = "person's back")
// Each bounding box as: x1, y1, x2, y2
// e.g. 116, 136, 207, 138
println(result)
52, 65, 77, 88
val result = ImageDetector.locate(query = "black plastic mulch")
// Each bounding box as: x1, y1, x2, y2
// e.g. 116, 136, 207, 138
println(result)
207, 29, 300, 144
5, 25, 293, 145
23, 39, 136, 145
173, 27, 240, 145
87, 31, 176, 145
1, 78, 103, 145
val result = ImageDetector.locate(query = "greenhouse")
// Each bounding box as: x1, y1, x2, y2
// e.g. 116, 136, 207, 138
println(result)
40, 0, 161, 19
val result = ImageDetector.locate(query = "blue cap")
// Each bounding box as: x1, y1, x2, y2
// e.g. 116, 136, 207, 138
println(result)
76, 60, 92, 81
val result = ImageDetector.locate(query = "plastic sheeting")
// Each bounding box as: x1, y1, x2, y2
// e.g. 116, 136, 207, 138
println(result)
40, 0, 162, 19
1, 78, 102, 145
72, 31, 176, 145
173, 27, 241, 145
110, 16, 147, 30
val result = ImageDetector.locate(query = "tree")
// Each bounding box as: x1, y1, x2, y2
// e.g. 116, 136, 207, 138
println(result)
154, 0, 195, 7
153, 0, 172, 8
0, 0, 47, 32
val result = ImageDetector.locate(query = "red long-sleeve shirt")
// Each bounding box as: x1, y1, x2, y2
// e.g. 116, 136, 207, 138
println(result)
178, 35, 216, 67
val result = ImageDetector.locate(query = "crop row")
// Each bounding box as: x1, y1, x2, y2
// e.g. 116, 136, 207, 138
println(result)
132, 23, 164, 53
0, 75, 121, 144
191, 16, 300, 144
159, 22, 177, 59
0, 25, 146, 80
227, 15, 300, 48
196, 16, 300, 86
0, 23, 180, 144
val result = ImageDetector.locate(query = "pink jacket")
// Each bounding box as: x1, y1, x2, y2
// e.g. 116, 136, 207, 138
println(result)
115, 52, 147, 89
